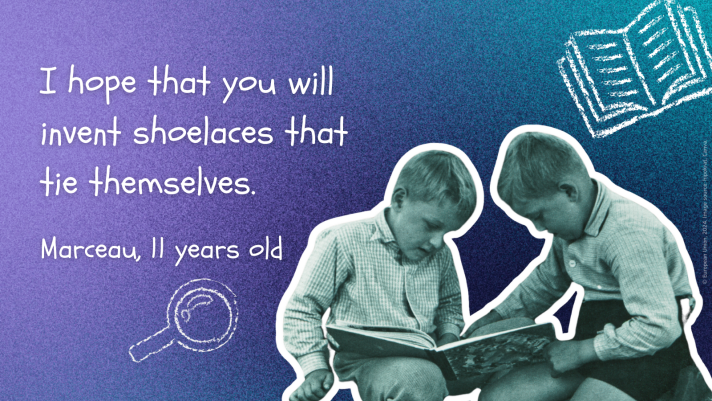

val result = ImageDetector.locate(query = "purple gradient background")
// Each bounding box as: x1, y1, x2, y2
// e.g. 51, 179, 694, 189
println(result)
1, 0, 711, 399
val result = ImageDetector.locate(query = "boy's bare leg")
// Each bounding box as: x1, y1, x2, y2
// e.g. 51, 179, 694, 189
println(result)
334, 353, 448, 401
446, 373, 494, 396
570, 379, 635, 401
478, 363, 584, 401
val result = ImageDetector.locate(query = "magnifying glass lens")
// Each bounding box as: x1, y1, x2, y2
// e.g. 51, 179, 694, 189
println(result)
176, 290, 232, 343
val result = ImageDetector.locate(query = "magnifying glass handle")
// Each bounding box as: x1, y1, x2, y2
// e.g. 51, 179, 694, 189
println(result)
129, 325, 175, 363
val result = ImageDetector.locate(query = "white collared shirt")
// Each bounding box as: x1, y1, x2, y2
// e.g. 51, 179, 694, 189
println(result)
496, 181, 692, 360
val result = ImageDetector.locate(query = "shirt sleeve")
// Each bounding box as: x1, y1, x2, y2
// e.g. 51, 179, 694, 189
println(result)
434, 249, 464, 339
593, 227, 681, 361
283, 229, 350, 376
495, 239, 572, 319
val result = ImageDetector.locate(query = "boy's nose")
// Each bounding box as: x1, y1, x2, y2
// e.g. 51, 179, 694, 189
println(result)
428, 234, 444, 250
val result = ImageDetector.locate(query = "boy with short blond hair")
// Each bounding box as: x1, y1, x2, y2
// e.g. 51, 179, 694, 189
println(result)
468, 130, 697, 401
281, 148, 480, 401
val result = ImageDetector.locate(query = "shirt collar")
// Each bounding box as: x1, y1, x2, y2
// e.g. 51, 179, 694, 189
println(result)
583, 179, 611, 237
372, 208, 398, 244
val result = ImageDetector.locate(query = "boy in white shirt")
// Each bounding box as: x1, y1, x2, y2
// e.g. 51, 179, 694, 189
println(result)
468, 130, 697, 401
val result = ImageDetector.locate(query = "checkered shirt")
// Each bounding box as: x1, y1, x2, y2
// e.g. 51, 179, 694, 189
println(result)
283, 209, 464, 375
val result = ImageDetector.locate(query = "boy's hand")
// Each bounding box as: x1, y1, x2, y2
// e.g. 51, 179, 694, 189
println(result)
437, 333, 459, 347
544, 339, 598, 378
463, 310, 503, 338
289, 369, 334, 401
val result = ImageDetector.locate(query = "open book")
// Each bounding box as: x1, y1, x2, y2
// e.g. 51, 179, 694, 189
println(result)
326, 318, 555, 381
558, 0, 712, 138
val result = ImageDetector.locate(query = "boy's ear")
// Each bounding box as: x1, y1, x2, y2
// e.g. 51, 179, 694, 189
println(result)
391, 187, 407, 209
558, 181, 579, 202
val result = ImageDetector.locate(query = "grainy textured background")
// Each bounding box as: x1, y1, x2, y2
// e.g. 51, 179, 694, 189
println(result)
0, 0, 710, 399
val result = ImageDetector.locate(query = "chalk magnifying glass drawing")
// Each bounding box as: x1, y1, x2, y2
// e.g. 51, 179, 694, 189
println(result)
129, 278, 238, 362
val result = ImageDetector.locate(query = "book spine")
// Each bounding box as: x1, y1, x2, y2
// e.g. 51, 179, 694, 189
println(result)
428, 350, 457, 381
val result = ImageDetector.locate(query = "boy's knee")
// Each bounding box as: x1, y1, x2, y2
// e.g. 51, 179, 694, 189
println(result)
478, 387, 502, 401
479, 384, 530, 401
361, 359, 448, 401
393, 365, 447, 401
380, 379, 447, 401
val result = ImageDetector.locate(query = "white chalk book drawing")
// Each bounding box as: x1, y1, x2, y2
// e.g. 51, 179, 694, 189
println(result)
326, 319, 555, 381
558, 0, 712, 138
129, 278, 239, 362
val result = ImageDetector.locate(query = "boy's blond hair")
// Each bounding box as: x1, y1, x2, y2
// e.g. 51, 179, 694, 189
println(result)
497, 132, 588, 205
395, 150, 477, 222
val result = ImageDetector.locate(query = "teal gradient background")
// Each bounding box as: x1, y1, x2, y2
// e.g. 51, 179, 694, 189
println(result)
0, 0, 710, 399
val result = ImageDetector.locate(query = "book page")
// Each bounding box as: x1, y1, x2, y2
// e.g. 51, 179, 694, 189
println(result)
570, 31, 654, 112
625, 0, 696, 105
440, 328, 554, 378
327, 324, 436, 349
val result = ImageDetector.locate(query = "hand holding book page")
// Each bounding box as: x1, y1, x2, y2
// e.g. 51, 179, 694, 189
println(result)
466, 317, 535, 338
463, 309, 505, 338
326, 319, 555, 380
558, 0, 712, 138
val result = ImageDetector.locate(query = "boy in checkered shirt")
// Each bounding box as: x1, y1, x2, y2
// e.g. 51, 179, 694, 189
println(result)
282, 149, 479, 401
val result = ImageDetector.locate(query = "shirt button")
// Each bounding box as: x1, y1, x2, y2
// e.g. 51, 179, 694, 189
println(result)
597, 285, 602, 290
569, 260, 576, 268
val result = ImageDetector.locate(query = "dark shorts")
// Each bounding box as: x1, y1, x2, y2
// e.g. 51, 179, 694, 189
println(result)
573, 299, 693, 401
